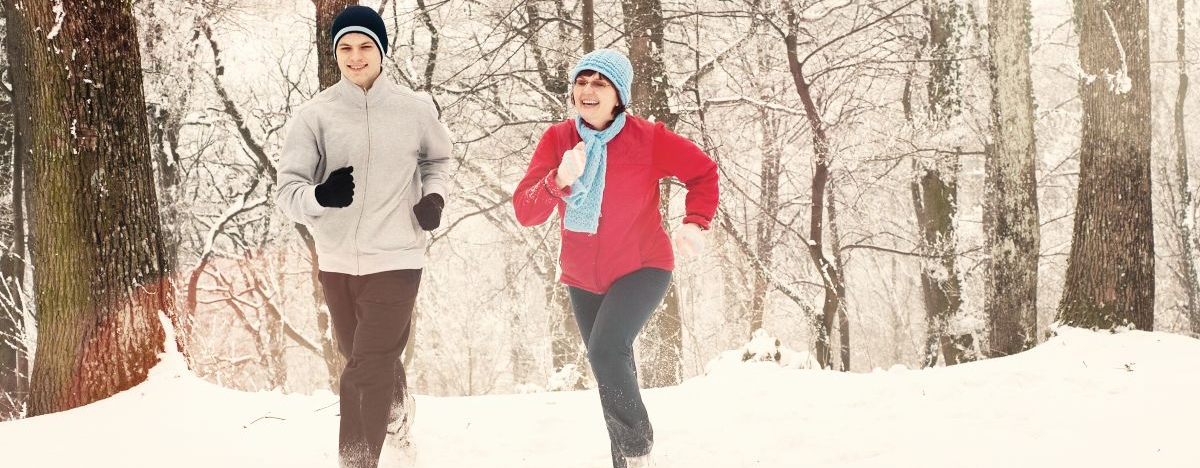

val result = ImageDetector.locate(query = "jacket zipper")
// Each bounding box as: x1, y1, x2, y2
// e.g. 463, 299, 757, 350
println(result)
353, 90, 371, 274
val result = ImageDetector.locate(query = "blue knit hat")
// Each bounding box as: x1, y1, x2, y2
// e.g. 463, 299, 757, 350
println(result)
331, 6, 388, 56
571, 49, 633, 106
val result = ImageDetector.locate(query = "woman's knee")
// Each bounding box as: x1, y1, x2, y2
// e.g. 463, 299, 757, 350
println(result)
587, 342, 632, 369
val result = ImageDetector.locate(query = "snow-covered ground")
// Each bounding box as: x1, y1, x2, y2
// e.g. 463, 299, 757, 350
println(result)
1, 327, 1197, 468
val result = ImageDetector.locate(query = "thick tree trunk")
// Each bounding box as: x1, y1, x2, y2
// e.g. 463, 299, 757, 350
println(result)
13, 0, 174, 416
621, 0, 676, 127
984, 0, 1040, 356
313, 0, 357, 90
1057, 0, 1154, 330
623, 0, 683, 387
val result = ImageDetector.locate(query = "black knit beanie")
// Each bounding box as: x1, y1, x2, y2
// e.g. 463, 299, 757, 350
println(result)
331, 6, 388, 56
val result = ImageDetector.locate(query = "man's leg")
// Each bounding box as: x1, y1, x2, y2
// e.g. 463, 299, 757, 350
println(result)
386, 312, 415, 442
342, 269, 422, 467
319, 271, 368, 467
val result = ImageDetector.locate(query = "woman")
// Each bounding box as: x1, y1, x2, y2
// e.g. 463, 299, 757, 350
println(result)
512, 49, 719, 468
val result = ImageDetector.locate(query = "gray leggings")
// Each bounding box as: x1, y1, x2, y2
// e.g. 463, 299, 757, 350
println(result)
568, 267, 672, 468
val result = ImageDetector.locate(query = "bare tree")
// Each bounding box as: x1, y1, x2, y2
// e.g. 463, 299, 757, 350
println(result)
1057, 0, 1154, 330
771, 0, 919, 370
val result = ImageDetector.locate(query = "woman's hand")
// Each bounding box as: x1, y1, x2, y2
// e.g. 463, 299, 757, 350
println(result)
554, 142, 587, 188
672, 223, 706, 260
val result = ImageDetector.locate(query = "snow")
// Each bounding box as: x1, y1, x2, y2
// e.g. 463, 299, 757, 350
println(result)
1, 327, 1197, 467
47, 0, 65, 40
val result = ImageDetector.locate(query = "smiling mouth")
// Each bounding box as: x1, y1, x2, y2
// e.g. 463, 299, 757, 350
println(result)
581, 100, 599, 106
348, 64, 367, 72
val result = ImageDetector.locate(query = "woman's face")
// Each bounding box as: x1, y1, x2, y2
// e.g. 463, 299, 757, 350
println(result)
572, 71, 620, 129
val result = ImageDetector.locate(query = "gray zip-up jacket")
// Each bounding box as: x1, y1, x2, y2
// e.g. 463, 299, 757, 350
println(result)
275, 76, 452, 275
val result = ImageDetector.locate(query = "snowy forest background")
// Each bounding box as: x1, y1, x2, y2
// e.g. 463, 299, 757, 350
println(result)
0, 0, 1196, 420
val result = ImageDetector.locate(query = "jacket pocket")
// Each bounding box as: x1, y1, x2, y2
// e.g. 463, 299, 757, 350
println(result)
358, 171, 422, 254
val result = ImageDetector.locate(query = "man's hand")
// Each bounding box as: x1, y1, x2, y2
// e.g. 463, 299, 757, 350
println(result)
413, 193, 445, 231
315, 166, 355, 208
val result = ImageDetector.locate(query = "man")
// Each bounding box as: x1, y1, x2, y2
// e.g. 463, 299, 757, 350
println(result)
274, 5, 452, 468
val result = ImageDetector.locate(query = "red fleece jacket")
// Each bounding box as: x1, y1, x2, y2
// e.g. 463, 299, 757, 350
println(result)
513, 115, 719, 294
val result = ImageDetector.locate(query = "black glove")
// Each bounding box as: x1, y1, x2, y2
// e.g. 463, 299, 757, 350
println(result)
412, 193, 444, 231
315, 166, 354, 208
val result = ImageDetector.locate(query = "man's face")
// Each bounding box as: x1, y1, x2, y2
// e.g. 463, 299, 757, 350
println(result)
572, 71, 620, 127
336, 33, 382, 89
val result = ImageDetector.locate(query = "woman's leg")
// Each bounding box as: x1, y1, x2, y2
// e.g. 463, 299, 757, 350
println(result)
577, 268, 672, 467
568, 286, 622, 464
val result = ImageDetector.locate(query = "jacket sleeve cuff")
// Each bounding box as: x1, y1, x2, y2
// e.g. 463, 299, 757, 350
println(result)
682, 214, 712, 230
423, 181, 449, 199
302, 185, 327, 218
542, 170, 571, 198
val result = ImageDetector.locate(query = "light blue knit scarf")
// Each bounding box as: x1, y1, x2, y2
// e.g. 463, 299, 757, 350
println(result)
564, 113, 627, 234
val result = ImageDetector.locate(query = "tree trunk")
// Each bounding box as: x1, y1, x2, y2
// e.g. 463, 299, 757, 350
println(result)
313, 0, 357, 90
621, 0, 675, 126
749, 108, 781, 336
13, 0, 174, 416
140, 3, 183, 311
984, 0, 1040, 356
1057, 0, 1153, 330
828, 181, 851, 370
784, 18, 848, 371
1171, 0, 1198, 334
414, 0, 438, 92
623, 0, 682, 387
916, 0, 969, 367
0, 0, 32, 421
506, 257, 536, 387
581, 0, 594, 53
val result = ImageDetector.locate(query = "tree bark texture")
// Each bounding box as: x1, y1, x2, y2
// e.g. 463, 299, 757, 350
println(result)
1057, 0, 1154, 331
984, 0, 1040, 356
13, 0, 174, 416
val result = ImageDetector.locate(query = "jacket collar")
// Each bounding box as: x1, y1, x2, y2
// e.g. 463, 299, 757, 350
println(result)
335, 74, 393, 108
